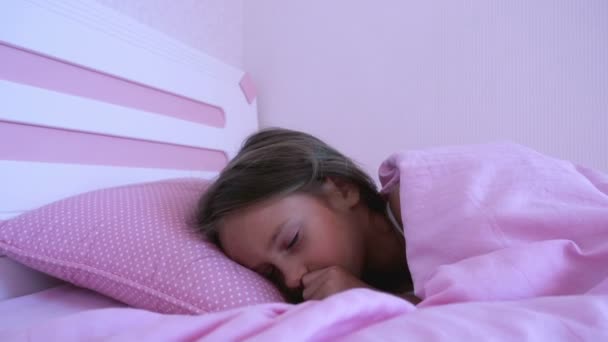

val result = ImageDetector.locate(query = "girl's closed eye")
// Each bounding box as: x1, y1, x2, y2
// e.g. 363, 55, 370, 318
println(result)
286, 231, 299, 250
281, 224, 301, 251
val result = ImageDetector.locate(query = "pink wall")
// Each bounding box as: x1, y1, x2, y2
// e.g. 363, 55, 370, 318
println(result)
95, 0, 244, 68
244, 1, 608, 177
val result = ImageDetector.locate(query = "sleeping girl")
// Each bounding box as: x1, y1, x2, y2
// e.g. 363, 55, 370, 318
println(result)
196, 128, 419, 304
197, 128, 608, 306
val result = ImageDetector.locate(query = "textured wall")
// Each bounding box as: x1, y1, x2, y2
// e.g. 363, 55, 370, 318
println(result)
245, 1, 608, 177
95, 0, 243, 68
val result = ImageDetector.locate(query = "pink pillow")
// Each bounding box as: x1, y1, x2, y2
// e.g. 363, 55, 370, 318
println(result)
0, 178, 284, 314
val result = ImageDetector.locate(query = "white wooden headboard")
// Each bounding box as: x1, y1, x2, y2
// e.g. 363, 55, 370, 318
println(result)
0, 0, 258, 221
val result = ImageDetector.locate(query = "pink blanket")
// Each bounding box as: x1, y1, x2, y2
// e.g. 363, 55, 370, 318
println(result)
1, 290, 607, 340
379, 142, 608, 305
2, 143, 608, 340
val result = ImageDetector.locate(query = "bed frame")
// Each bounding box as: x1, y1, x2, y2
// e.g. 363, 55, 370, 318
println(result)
0, 0, 257, 220
0, 0, 257, 298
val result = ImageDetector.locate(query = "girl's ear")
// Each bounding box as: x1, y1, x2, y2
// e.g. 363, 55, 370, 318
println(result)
321, 177, 360, 210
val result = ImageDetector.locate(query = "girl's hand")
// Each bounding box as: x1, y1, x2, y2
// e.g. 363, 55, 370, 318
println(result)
301, 266, 370, 300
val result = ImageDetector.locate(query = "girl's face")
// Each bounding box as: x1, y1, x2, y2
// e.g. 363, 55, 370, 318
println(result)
218, 181, 368, 299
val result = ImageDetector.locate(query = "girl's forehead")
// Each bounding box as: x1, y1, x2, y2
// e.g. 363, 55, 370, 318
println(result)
224, 197, 285, 225
217, 199, 287, 263
219, 219, 270, 267
227, 193, 319, 222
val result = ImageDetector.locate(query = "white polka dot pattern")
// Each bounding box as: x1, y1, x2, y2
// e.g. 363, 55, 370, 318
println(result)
0, 178, 284, 314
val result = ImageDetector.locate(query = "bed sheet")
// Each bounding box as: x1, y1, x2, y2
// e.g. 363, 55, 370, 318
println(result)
0, 256, 63, 300
0, 283, 125, 331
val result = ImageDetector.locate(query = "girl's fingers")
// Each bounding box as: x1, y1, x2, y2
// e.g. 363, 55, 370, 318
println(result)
302, 268, 330, 300
301, 268, 327, 287
302, 283, 324, 300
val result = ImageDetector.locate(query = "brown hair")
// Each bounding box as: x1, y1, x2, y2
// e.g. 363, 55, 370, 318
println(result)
196, 127, 385, 243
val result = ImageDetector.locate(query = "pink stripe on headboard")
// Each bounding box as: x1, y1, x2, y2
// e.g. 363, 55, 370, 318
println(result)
239, 73, 258, 104
0, 121, 227, 171
0, 42, 225, 128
